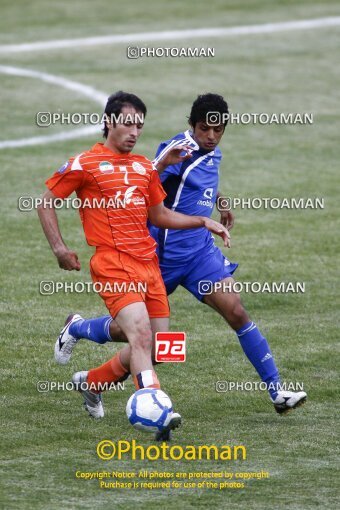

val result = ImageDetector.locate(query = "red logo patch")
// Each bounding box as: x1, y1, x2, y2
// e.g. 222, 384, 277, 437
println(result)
155, 332, 186, 362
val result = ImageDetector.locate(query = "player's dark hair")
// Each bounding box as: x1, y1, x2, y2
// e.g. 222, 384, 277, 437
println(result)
103, 91, 147, 138
189, 93, 229, 128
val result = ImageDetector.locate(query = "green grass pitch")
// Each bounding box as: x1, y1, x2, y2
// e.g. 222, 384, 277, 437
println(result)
0, 1, 339, 509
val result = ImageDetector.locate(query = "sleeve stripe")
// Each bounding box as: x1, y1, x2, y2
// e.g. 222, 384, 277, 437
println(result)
152, 138, 187, 166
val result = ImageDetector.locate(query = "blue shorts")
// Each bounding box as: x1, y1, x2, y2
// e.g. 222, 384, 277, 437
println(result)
159, 246, 238, 302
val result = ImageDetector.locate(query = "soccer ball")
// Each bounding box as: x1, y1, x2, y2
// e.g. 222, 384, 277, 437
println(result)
126, 388, 173, 433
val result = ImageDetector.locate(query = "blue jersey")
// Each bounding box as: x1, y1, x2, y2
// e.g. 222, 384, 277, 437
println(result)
150, 129, 221, 262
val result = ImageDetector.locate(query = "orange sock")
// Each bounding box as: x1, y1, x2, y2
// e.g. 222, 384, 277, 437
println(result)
87, 353, 129, 391
133, 370, 160, 390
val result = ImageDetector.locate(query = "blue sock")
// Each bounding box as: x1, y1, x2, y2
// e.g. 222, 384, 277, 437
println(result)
69, 316, 112, 344
236, 322, 281, 399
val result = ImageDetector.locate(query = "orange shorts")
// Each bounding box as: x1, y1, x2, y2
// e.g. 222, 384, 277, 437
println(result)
90, 247, 170, 319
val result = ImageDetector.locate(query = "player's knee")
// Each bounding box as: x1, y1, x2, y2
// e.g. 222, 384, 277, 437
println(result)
128, 318, 152, 352
109, 320, 127, 342
228, 302, 249, 330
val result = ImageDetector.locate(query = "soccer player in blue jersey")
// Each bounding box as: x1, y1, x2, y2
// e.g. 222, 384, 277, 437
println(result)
56, 93, 306, 415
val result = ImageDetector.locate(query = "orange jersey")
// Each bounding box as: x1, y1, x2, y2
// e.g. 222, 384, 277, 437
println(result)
46, 143, 166, 261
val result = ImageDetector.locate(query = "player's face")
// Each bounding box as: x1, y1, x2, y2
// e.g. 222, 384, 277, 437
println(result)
105, 105, 144, 153
192, 121, 225, 151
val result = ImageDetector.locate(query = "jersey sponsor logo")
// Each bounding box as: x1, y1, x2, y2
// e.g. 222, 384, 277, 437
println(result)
132, 161, 146, 175
99, 161, 114, 174
109, 186, 145, 208
197, 199, 214, 208
207, 158, 214, 166
203, 187, 214, 199
121, 185, 137, 205
197, 188, 214, 208
155, 332, 186, 362
57, 161, 69, 174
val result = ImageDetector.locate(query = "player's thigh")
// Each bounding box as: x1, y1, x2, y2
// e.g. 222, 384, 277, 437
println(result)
115, 302, 152, 348
181, 245, 238, 302
203, 277, 248, 323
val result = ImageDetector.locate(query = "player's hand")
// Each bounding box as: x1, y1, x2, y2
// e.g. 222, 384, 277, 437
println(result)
55, 248, 81, 271
155, 145, 192, 172
202, 218, 231, 248
220, 209, 234, 230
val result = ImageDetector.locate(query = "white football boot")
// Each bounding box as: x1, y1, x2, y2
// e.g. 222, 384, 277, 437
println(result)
271, 390, 307, 414
72, 371, 104, 419
54, 313, 83, 364
155, 412, 182, 442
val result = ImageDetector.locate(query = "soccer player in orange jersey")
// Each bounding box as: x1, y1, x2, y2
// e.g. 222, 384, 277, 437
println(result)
38, 91, 230, 436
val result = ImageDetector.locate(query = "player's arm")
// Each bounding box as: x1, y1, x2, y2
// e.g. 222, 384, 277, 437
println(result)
148, 202, 231, 248
37, 189, 81, 271
216, 190, 234, 230
154, 145, 192, 174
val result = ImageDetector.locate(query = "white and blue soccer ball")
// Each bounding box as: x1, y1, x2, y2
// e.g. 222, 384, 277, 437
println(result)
126, 388, 173, 433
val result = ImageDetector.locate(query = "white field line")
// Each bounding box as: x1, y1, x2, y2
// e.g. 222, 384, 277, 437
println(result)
0, 65, 106, 149
0, 65, 107, 104
1, 17, 339, 149
0, 17, 339, 53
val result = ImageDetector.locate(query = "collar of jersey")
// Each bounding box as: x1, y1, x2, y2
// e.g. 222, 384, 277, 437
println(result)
184, 129, 199, 150
184, 130, 216, 156
91, 142, 131, 158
